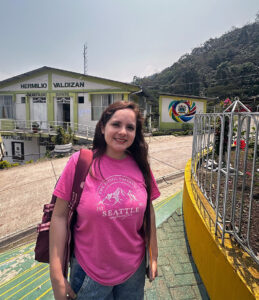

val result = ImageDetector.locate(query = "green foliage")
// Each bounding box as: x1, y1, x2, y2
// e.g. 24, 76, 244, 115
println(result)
152, 127, 192, 136
0, 160, 11, 169
132, 20, 259, 103
51, 126, 74, 145
11, 163, 20, 167
182, 123, 192, 131
44, 150, 52, 158
25, 160, 34, 164
152, 131, 170, 136
0, 160, 20, 169
55, 154, 65, 158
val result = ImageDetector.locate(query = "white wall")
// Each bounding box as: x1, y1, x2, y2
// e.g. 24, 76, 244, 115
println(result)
76, 93, 124, 128
2, 135, 46, 164
52, 74, 118, 90
114, 94, 124, 102
0, 74, 48, 92
161, 97, 205, 123
15, 94, 26, 120
70, 98, 74, 124
77, 93, 92, 125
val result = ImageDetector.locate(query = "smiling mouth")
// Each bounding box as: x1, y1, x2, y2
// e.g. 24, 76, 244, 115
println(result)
114, 138, 127, 144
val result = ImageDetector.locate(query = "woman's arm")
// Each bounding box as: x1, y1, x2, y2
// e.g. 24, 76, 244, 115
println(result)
149, 202, 158, 281
49, 198, 76, 300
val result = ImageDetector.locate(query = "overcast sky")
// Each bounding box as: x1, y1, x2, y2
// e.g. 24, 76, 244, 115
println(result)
0, 0, 258, 83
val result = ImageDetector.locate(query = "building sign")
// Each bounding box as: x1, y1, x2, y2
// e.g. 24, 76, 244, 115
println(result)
168, 100, 196, 123
53, 82, 85, 88
20, 82, 85, 89
2, 135, 32, 141
21, 83, 47, 89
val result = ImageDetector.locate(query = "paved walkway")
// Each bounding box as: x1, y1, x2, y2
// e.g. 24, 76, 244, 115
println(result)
144, 206, 209, 300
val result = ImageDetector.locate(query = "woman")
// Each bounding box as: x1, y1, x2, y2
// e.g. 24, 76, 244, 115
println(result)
49, 101, 160, 300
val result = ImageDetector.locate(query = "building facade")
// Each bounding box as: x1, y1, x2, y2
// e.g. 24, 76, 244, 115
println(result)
0, 66, 141, 163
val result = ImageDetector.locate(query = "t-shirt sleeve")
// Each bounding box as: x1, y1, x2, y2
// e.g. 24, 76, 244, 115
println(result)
53, 151, 80, 201
150, 169, 160, 201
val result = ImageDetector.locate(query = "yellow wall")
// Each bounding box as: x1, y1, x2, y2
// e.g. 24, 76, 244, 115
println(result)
183, 159, 259, 299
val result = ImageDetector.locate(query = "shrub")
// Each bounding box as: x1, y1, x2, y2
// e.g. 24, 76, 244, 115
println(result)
0, 160, 11, 169
25, 160, 34, 164
51, 126, 74, 145
11, 163, 20, 167
152, 131, 166, 136
182, 123, 192, 131
0, 160, 21, 169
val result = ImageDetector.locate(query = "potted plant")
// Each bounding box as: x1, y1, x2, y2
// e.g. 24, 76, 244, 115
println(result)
51, 126, 74, 153
32, 122, 40, 133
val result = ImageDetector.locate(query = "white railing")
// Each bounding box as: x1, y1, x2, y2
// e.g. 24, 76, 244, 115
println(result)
0, 119, 95, 139
191, 104, 259, 264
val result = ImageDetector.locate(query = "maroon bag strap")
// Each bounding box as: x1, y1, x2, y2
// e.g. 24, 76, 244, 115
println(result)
68, 148, 93, 212
63, 148, 93, 277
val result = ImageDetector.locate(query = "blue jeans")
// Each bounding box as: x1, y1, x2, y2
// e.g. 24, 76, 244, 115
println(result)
70, 256, 145, 300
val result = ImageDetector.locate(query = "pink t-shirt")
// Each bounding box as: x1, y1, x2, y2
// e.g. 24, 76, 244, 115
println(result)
54, 151, 160, 285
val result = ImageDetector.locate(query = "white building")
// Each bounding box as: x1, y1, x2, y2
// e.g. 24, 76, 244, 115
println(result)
0, 66, 142, 163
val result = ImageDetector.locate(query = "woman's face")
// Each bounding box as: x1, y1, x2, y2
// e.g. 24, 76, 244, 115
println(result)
101, 108, 137, 159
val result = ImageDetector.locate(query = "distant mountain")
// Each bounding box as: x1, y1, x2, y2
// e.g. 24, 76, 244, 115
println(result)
133, 20, 259, 105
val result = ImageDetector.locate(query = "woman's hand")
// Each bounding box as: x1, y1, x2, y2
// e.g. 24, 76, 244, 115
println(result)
49, 198, 76, 299
149, 258, 158, 282
64, 277, 77, 300
51, 276, 76, 300
149, 203, 158, 282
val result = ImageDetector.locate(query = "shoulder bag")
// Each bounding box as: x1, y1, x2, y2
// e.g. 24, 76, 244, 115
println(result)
34, 148, 93, 278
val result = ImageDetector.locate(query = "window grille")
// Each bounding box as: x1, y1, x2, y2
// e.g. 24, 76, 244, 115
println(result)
32, 97, 46, 103
57, 97, 70, 104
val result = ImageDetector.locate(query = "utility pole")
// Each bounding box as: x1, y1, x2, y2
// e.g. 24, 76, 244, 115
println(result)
83, 43, 87, 75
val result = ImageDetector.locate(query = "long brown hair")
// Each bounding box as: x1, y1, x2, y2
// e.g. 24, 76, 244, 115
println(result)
92, 101, 152, 245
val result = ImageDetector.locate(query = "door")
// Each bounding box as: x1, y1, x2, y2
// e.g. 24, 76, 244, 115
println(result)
30, 97, 47, 129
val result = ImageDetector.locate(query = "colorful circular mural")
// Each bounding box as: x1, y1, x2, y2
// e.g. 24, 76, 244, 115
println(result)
168, 100, 196, 123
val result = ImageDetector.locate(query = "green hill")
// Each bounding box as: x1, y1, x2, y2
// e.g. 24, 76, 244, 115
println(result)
133, 20, 259, 106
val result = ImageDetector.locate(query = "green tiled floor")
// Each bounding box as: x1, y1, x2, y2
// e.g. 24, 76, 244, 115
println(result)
144, 208, 209, 300
0, 243, 53, 299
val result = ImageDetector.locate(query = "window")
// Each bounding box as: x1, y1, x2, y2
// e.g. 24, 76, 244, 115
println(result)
91, 94, 114, 120
21, 97, 26, 104
0, 95, 13, 119
78, 96, 84, 104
